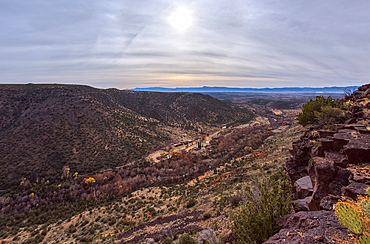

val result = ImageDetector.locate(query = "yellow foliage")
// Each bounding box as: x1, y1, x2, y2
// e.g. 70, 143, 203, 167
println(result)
85, 177, 95, 184
29, 193, 34, 197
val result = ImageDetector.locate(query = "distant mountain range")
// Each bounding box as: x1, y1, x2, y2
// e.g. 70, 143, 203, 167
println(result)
128, 86, 360, 93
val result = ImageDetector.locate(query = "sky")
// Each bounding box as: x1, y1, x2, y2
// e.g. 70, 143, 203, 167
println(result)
0, 0, 370, 89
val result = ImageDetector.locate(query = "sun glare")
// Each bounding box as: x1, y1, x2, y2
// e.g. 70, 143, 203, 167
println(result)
169, 7, 192, 31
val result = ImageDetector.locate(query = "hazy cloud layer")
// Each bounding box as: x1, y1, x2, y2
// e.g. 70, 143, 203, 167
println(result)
0, 0, 369, 88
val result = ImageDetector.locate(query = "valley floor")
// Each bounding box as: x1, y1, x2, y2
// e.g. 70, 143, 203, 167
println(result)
2, 110, 303, 244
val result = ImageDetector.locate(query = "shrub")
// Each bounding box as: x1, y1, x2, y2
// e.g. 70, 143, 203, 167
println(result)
67, 224, 77, 234
188, 225, 199, 235
229, 195, 243, 208
297, 96, 343, 127
162, 237, 173, 244
314, 106, 347, 130
185, 198, 197, 208
230, 169, 292, 244
178, 233, 197, 244
203, 212, 212, 219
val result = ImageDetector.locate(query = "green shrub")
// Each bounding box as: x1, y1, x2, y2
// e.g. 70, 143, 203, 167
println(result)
314, 106, 347, 130
178, 233, 197, 244
203, 212, 212, 219
185, 199, 197, 208
297, 96, 343, 127
230, 169, 292, 244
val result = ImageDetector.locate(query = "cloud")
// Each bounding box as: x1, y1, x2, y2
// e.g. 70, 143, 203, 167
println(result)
0, 0, 370, 88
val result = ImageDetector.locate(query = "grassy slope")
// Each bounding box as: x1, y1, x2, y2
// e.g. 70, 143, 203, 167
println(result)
6, 122, 303, 244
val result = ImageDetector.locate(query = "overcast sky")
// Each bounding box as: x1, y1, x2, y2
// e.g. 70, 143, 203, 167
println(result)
0, 0, 369, 89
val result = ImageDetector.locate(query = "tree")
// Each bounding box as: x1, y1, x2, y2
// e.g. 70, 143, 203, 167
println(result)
160, 152, 167, 158
178, 233, 197, 244
297, 96, 342, 127
230, 169, 293, 244
314, 106, 346, 130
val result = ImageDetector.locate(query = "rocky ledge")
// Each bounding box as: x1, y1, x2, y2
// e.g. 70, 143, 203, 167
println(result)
266, 83, 370, 243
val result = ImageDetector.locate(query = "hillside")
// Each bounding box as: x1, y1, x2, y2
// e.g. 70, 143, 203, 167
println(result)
0, 103, 300, 243
0, 84, 253, 195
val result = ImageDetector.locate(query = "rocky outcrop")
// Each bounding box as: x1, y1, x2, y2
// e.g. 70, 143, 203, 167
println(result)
265, 211, 351, 244
285, 103, 370, 211
306, 157, 352, 210
266, 84, 370, 244
344, 135, 370, 164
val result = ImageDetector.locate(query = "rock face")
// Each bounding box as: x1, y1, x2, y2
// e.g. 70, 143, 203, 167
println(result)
284, 84, 370, 211
344, 136, 370, 164
265, 211, 351, 244
307, 157, 352, 210
265, 84, 370, 243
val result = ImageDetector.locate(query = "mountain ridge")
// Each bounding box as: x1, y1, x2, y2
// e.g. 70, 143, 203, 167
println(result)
0, 84, 254, 194
128, 85, 360, 93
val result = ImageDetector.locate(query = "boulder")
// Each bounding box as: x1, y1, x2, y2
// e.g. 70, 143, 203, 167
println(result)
318, 138, 334, 152
353, 111, 364, 119
343, 136, 370, 164
324, 151, 348, 168
294, 196, 311, 211
342, 182, 369, 200
307, 157, 338, 211
357, 127, 370, 134
318, 130, 335, 138
350, 105, 361, 114
352, 173, 370, 184
286, 166, 309, 185
294, 176, 313, 199
311, 145, 324, 157
328, 182, 343, 196
307, 159, 352, 211
344, 118, 357, 124
264, 211, 351, 244
319, 195, 340, 211
333, 168, 352, 186
286, 158, 309, 183
332, 132, 354, 151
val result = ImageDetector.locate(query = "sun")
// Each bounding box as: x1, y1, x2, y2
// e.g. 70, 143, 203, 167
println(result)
168, 7, 192, 32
